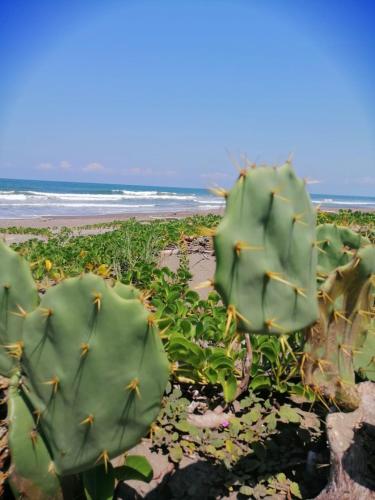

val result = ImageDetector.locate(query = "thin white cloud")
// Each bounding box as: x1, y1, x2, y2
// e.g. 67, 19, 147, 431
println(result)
83, 162, 107, 173
304, 177, 322, 185
59, 160, 72, 170
36, 162, 54, 171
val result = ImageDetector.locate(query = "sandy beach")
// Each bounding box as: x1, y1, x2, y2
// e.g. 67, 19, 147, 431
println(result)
1, 207, 371, 299
0, 208, 224, 229
0, 205, 374, 230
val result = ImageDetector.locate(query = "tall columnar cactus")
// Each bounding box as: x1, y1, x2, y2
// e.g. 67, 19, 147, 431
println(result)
19, 273, 169, 475
316, 223, 369, 283
302, 245, 375, 409
7, 374, 63, 500
0, 240, 39, 376
213, 162, 318, 334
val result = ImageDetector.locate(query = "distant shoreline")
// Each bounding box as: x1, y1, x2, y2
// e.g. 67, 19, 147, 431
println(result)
0, 206, 373, 229
1, 178, 375, 222
0, 208, 223, 228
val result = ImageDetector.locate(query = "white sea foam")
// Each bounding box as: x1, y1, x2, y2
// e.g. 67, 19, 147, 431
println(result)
198, 199, 225, 205
0, 190, 198, 202
0, 194, 28, 201
197, 205, 224, 210
312, 199, 373, 206
5, 203, 156, 208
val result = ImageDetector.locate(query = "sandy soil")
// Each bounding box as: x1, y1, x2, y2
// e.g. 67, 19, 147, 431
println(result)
160, 238, 215, 299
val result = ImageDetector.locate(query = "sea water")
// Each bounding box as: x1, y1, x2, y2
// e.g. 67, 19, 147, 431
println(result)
0, 178, 374, 219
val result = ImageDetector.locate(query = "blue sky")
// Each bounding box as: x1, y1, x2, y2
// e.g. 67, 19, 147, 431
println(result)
0, 0, 374, 194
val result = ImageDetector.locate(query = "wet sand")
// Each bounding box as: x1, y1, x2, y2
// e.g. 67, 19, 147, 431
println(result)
0, 208, 224, 229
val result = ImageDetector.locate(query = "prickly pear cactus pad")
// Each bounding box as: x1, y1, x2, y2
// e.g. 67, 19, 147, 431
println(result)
213, 162, 318, 334
8, 375, 62, 500
316, 223, 369, 282
21, 274, 169, 475
0, 240, 39, 376
112, 281, 141, 300
303, 246, 375, 409
354, 283, 375, 381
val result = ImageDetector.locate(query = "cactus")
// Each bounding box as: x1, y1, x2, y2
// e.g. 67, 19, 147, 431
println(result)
112, 281, 141, 300
213, 162, 318, 334
316, 223, 369, 283
302, 246, 375, 409
20, 273, 169, 475
0, 240, 39, 377
7, 374, 63, 500
353, 301, 375, 381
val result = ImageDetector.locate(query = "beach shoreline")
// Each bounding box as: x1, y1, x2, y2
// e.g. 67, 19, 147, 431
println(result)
0, 209, 224, 228
0, 206, 374, 229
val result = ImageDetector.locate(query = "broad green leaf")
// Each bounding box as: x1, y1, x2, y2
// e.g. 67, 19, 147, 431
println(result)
260, 343, 277, 363
264, 412, 277, 430
290, 481, 302, 499
205, 366, 219, 384
114, 455, 153, 483
278, 405, 301, 424
173, 420, 199, 434
249, 375, 272, 391
242, 407, 261, 424
221, 373, 237, 402
208, 352, 234, 371
83, 464, 115, 500
169, 445, 184, 463
180, 319, 192, 335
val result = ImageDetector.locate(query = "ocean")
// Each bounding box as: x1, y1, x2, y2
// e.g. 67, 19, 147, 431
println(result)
0, 178, 374, 219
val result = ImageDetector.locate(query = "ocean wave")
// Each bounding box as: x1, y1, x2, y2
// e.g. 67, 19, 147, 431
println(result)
0, 190, 198, 202
112, 189, 159, 195
198, 199, 226, 205
197, 205, 224, 210
4, 203, 156, 208
312, 199, 374, 206
0, 194, 28, 201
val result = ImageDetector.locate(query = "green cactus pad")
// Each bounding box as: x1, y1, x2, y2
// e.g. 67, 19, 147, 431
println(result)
354, 318, 375, 381
7, 374, 62, 500
316, 223, 369, 282
303, 245, 375, 409
213, 162, 318, 334
354, 278, 375, 382
21, 273, 169, 475
0, 240, 39, 376
112, 281, 141, 300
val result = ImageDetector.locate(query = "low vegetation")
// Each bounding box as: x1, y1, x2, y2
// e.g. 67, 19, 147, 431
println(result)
0, 166, 374, 499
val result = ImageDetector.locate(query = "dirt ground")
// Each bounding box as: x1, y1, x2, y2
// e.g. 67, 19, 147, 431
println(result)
159, 237, 215, 299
